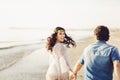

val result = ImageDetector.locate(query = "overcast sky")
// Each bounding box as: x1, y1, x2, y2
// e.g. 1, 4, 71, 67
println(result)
0, 0, 120, 29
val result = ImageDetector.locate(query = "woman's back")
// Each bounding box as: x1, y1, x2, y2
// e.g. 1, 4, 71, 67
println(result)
46, 43, 70, 80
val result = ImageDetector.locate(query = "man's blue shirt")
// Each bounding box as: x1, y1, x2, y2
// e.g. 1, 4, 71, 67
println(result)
80, 40, 120, 80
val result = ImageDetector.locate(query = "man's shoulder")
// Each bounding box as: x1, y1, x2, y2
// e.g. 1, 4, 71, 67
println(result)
87, 43, 97, 47
86, 43, 117, 49
106, 43, 117, 49
84, 43, 95, 50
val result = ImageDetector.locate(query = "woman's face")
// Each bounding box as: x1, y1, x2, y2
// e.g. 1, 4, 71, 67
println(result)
56, 30, 65, 42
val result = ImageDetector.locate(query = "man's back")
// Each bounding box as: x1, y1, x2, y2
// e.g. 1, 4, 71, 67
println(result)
80, 40, 119, 80
73, 26, 120, 80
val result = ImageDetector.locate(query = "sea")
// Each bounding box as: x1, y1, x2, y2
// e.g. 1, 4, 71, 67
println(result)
0, 28, 93, 48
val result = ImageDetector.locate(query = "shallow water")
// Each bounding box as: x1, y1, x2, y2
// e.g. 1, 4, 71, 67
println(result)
0, 44, 49, 80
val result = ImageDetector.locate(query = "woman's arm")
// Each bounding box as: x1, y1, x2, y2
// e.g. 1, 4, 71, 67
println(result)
54, 43, 75, 79
54, 43, 72, 70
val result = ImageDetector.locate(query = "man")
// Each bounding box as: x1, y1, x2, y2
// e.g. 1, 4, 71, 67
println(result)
73, 26, 120, 80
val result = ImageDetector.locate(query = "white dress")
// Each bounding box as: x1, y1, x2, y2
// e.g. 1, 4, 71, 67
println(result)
46, 43, 71, 80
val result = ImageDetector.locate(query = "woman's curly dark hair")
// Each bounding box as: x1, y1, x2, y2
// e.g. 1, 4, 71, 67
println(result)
94, 25, 110, 41
46, 27, 76, 52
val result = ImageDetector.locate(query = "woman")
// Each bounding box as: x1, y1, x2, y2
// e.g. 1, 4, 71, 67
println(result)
46, 27, 76, 80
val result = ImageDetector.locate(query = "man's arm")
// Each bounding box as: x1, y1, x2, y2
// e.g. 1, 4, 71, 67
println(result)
73, 60, 83, 76
113, 60, 120, 80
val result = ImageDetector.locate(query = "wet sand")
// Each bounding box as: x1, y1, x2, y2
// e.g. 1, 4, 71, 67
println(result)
0, 44, 48, 80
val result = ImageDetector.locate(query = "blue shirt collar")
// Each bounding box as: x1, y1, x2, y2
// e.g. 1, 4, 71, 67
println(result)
96, 40, 106, 44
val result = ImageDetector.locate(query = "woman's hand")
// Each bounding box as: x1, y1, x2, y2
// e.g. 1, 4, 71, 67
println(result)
69, 70, 76, 80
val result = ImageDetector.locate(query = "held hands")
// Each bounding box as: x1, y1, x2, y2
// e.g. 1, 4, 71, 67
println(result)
69, 70, 77, 80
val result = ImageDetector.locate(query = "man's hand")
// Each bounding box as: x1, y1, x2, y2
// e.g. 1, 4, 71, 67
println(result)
69, 70, 76, 80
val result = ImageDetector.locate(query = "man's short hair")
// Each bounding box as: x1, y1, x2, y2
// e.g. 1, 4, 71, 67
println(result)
94, 25, 110, 41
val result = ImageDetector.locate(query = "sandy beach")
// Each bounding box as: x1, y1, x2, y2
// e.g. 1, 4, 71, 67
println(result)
0, 29, 120, 80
